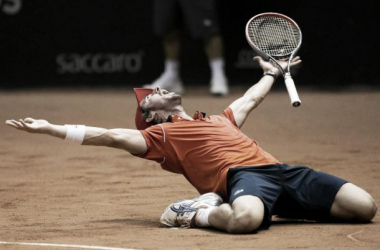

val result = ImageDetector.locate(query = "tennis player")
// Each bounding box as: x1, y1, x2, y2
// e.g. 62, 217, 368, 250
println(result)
6, 56, 377, 233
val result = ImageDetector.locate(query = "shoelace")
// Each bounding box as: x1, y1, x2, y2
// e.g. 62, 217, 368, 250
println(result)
170, 203, 197, 216
170, 203, 198, 228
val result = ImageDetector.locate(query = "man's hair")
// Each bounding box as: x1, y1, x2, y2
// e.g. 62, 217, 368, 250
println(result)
140, 107, 150, 119
140, 107, 166, 125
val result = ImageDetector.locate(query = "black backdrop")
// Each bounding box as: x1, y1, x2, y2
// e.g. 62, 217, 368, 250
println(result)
1, 0, 379, 89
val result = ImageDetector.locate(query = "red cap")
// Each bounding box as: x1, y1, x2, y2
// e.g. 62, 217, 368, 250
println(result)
134, 88, 153, 130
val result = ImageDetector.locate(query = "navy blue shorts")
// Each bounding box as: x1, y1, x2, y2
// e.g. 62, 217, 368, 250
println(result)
227, 164, 347, 228
153, 0, 221, 38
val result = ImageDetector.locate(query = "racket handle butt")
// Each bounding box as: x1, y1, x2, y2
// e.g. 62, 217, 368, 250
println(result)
292, 101, 301, 107
284, 75, 302, 107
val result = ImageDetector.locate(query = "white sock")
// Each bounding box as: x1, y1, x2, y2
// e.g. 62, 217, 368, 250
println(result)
195, 207, 215, 227
209, 58, 225, 79
164, 59, 179, 78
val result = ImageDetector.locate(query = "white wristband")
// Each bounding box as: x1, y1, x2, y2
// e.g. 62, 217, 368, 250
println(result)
64, 125, 86, 144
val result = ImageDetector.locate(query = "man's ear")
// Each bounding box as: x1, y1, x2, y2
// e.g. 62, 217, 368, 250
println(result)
145, 111, 157, 123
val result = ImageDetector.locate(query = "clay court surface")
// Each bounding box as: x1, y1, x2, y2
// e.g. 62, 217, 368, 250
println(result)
1, 87, 379, 250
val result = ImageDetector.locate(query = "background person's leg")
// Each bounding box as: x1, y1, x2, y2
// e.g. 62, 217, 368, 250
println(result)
145, 0, 184, 93
204, 35, 228, 96
144, 31, 184, 93
163, 32, 181, 61
180, 0, 228, 95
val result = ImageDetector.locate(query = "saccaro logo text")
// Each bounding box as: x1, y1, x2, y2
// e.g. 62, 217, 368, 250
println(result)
1, 0, 22, 15
56, 52, 144, 74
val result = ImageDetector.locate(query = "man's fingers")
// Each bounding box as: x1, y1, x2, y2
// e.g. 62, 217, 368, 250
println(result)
5, 120, 16, 128
292, 56, 300, 61
291, 56, 301, 64
6, 120, 22, 129
8, 119, 20, 126
291, 59, 302, 66
253, 56, 262, 62
19, 119, 31, 129
24, 117, 35, 123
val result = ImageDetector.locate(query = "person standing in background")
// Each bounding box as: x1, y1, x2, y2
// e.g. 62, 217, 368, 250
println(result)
143, 0, 229, 96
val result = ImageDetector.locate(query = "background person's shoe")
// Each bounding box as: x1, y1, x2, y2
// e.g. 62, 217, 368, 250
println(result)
143, 73, 184, 94
210, 74, 229, 96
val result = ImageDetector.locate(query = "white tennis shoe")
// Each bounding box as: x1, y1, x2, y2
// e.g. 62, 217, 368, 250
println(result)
210, 74, 229, 96
144, 73, 184, 94
160, 192, 223, 228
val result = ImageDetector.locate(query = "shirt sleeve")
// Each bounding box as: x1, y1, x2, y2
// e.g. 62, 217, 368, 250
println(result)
220, 107, 238, 127
134, 125, 166, 163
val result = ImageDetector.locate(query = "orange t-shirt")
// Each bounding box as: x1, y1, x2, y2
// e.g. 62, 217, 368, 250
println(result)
137, 108, 280, 199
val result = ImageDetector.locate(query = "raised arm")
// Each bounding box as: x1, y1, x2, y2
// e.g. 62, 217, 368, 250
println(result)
5, 118, 147, 155
229, 56, 301, 128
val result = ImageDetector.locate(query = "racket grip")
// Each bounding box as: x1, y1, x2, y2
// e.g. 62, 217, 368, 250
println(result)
284, 75, 301, 107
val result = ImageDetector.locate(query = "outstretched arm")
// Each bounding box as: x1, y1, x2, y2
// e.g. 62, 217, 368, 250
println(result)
5, 118, 147, 155
229, 56, 301, 128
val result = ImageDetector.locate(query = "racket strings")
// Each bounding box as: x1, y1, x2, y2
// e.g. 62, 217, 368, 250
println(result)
248, 16, 300, 57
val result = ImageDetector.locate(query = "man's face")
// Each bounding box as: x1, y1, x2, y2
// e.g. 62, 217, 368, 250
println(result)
140, 87, 181, 112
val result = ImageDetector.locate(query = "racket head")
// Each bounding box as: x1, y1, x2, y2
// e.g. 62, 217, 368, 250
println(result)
245, 12, 302, 60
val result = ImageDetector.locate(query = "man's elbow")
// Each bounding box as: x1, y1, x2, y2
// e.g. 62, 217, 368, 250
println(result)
251, 96, 264, 109
106, 130, 126, 148
107, 130, 147, 154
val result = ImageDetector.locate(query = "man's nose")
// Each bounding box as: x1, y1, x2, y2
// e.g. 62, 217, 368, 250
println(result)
154, 86, 161, 94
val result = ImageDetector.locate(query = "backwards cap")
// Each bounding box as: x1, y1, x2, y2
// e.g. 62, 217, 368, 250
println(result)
134, 88, 153, 130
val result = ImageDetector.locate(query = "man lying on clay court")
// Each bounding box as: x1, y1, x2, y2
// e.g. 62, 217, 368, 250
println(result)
6, 56, 377, 233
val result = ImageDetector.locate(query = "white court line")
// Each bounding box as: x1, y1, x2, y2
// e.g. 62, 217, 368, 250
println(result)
0, 241, 140, 250
346, 230, 364, 243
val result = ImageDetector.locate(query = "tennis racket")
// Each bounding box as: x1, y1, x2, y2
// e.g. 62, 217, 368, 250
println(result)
245, 12, 302, 107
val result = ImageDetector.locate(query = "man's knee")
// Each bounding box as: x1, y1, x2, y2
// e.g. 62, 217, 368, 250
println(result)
357, 196, 377, 221
227, 196, 264, 233
331, 183, 377, 221
227, 209, 263, 233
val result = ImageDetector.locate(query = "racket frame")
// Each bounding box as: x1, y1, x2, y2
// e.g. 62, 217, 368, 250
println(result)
245, 12, 302, 107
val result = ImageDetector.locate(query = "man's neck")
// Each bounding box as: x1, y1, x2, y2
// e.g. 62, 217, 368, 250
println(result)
176, 112, 193, 120
169, 106, 193, 121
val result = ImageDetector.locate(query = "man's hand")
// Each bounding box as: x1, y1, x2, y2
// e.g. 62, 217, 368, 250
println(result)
254, 56, 301, 77
5, 118, 52, 134
228, 56, 302, 128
